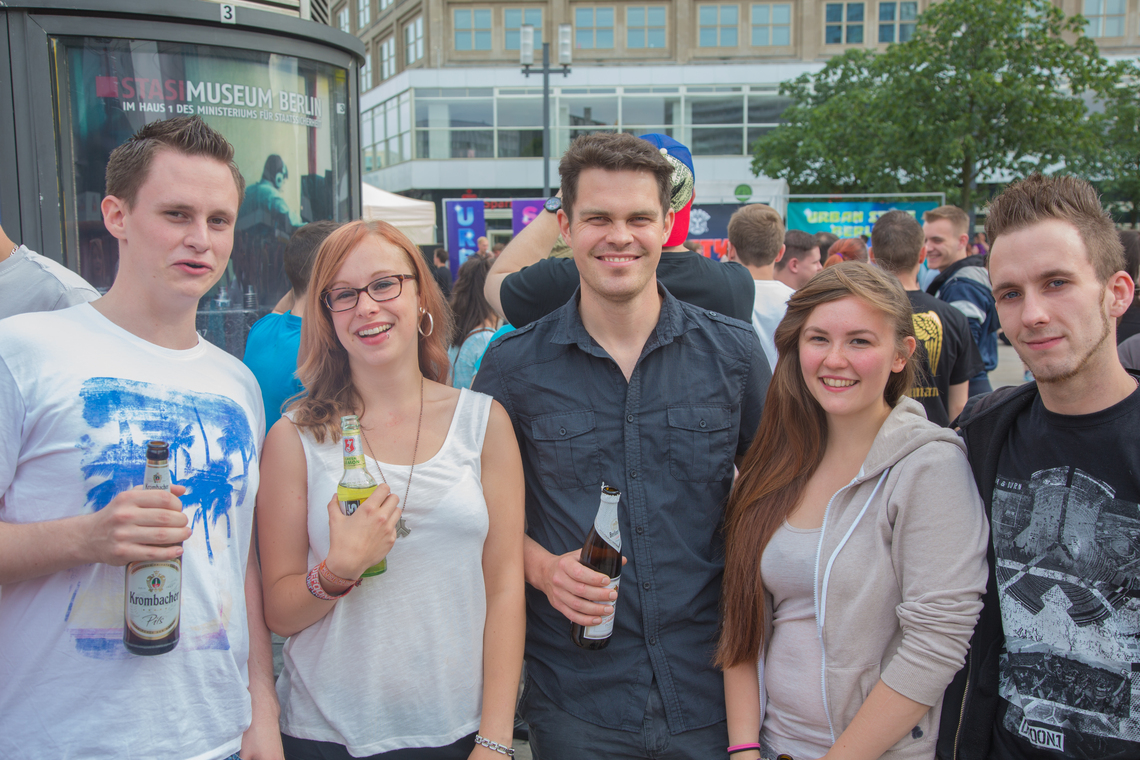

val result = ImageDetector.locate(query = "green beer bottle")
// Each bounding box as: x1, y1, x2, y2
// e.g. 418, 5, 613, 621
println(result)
338, 415, 386, 577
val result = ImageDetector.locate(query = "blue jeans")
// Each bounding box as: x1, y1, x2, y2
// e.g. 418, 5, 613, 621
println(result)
519, 673, 727, 760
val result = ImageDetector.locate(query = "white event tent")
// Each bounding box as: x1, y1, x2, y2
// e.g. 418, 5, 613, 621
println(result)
361, 182, 436, 244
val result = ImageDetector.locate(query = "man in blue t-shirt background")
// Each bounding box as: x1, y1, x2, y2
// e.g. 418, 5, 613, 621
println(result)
243, 220, 337, 429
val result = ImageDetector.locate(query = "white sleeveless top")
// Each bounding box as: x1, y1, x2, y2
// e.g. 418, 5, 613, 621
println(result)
278, 389, 493, 755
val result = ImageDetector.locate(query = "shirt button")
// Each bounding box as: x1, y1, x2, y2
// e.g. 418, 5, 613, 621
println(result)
706, 311, 715, 317
636, 526, 644, 534
699, 419, 706, 428
626, 414, 634, 423
630, 470, 637, 479
642, 581, 651, 590
559, 427, 566, 435
649, 636, 658, 645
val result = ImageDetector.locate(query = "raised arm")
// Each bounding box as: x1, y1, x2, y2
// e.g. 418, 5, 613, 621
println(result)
471, 401, 526, 757
484, 202, 562, 321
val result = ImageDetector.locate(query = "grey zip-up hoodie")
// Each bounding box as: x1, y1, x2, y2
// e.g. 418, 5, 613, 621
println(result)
762, 397, 989, 759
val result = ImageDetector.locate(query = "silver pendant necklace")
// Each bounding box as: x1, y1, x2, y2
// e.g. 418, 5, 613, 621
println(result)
360, 375, 423, 539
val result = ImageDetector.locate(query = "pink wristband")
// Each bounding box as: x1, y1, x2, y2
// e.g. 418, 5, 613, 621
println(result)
306, 564, 354, 601
727, 744, 762, 756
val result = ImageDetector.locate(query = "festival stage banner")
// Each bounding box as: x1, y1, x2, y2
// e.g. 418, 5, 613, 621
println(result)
444, 199, 487, 268
786, 201, 939, 239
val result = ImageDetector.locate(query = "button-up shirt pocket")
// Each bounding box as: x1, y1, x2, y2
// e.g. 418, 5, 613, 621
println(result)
530, 410, 601, 490
666, 404, 733, 482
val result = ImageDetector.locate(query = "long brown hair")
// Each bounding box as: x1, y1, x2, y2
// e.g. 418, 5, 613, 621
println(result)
716, 263, 917, 669
449, 255, 496, 350
289, 220, 453, 442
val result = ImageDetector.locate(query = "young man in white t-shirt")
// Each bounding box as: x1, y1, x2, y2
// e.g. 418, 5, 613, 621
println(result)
0, 117, 281, 760
726, 203, 794, 370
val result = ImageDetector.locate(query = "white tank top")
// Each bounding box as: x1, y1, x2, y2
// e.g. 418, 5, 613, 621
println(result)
277, 389, 492, 756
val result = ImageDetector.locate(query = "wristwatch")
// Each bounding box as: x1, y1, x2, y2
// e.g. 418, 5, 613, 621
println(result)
544, 196, 562, 213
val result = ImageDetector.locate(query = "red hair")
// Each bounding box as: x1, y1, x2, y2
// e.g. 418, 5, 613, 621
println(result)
289, 220, 453, 442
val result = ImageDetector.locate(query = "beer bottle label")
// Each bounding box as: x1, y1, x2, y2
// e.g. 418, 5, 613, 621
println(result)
125, 560, 181, 639
342, 434, 366, 470
594, 491, 621, 552
340, 498, 362, 516
143, 462, 171, 491
581, 575, 620, 639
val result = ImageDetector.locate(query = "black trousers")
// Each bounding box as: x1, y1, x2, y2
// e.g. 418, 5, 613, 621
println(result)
282, 731, 478, 760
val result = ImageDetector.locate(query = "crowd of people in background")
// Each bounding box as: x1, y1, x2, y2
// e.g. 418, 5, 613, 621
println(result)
2, 117, 1139, 760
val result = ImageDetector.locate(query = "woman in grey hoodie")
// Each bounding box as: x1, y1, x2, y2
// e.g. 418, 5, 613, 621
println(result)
719, 263, 989, 760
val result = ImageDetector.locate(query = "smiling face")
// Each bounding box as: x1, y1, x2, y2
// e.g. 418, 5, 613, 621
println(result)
328, 235, 421, 372
990, 218, 1131, 386
922, 218, 968, 272
102, 149, 240, 307
560, 167, 674, 307
799, 296, 912, 423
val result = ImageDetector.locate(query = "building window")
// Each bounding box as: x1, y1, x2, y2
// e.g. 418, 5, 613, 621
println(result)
626, 6, 666, 49
1084, 0, 1125, 38
751, 3, 790, 46
878, 2, 916, 43
337, 5, 350, 32
361, 51, 373, 91
825, 2, 864, 44
406, 16, 424, 64
380, 36, 396, 80
455, 9, 492, 51
576, 7, 615, 49
381, 0, 392, 9
699, 5, 739, 47
357, 0, 370, 28
506, 8, 543, 50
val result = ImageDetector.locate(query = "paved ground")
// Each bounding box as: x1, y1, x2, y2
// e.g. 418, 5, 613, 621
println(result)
991, 342, 1030, 390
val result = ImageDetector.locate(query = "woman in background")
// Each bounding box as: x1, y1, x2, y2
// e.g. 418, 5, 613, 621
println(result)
719, 263, 988, 760
448, 255, 500, 390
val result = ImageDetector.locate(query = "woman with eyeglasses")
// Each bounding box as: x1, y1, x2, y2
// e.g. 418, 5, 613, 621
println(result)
257, 220, 525, 760
718, 264, 988, 760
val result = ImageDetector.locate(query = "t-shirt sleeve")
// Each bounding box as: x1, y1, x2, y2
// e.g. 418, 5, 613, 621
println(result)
0, 356, 26, 500
944, 307, 985, 385
52, 286, 99, 310
737, 331, 770, 456
722, 262, 758, 323
499, 259, 579, 328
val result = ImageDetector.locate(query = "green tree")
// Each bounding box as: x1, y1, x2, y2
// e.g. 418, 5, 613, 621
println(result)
753, 0, 1117, 211
1071, 62, 1140, 226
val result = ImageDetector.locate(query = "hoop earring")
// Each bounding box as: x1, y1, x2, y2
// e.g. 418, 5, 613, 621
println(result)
418, 307, 434, 337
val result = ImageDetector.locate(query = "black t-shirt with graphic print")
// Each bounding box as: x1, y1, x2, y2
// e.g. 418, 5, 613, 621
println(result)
906, 290, 983, 426
990, 386, 1140, 760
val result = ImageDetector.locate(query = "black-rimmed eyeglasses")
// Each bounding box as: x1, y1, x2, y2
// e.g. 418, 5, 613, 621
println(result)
322, 274, 417, 312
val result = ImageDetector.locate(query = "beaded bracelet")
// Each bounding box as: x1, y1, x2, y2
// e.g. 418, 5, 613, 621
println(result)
473, 734, 514, 756
727, 744, 762, 756
317, 560, 361, 589
305, 564, 355, 601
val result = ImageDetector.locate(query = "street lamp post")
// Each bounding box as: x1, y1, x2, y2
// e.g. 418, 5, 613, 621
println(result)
521, 24, 571, 198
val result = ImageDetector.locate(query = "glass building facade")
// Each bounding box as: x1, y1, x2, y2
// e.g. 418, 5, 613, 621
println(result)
361, 83, 791, 170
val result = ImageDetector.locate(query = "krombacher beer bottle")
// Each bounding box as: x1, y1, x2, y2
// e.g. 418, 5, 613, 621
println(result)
338, 415, 386, 577
123, 440, 181, 656
571, 484, 622, 649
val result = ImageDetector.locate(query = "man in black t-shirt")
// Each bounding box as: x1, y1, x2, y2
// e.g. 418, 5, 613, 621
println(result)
937, 175, 1140, 760
872, 210, 982, 426
483, 135, 755, 327
432, 247, 452, 298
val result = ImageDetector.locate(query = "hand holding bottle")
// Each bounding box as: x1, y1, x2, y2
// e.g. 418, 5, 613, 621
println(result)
86, 483, 190, 566
538, 549, 621, 626
324, 485, 401, 581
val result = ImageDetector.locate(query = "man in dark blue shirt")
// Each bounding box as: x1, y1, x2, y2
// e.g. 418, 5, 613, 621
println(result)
474, 133, 769, 758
